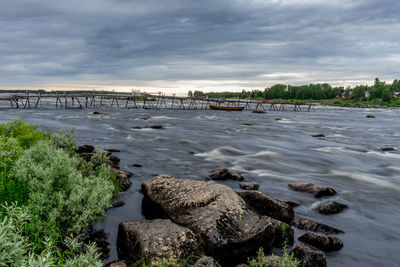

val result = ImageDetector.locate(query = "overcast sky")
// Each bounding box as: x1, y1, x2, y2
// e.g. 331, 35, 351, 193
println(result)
0, 0, 399, 93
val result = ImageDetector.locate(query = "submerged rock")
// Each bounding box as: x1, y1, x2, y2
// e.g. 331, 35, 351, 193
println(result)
236, 190, 294, 224
110, 200, 125, 208
132, 163, 143, 167
141, 175, 281, 264
318, 201, 348, 215
110, 167, 132, 191
291, 244, 327, 267
150, 125, 165, 129
366, 114, 375, 118
104, 148, 121, 153
298, 232, 343, 251
242, 123, 252, 126
117, 219, 201, 265
252, 109, 266, 114
311, 134, 325, 138
209, 167, 245, 181
288, 182, 336, 198
239, 182, 260, 190
380, 147, 396, 152
285, 201, 300, 208
292, 217, 344, 234
92, 111, 102, 115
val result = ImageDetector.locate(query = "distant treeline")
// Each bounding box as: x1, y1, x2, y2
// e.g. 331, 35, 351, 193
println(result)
189, 78, 400, 102
0, 89, 122, 94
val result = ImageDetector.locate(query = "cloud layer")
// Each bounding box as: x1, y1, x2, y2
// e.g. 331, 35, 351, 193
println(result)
1, 0, 399, 92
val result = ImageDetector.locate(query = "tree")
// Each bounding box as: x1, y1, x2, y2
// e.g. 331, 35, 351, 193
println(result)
187, 90, 193, 98
381, 88, 392, 102
353, 85, 366, 100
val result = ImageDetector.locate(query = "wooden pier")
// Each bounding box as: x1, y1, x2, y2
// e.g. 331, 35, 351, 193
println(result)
0, 92, 315, 112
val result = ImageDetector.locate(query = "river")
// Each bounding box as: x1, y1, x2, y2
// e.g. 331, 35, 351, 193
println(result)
0, 106, 399, 266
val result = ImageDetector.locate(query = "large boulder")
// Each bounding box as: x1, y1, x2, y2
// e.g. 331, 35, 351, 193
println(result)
239, 182, 260, 191
110, 167, 132, 191
236, 190, 294, 224
298, 232, 343, 251
318, 201, 348, 215
117, 219, 201, 265
291, 244, 327, 267
292, 217, 344, 234
77, 144, 95, 154
209, 167, 245, 181
288, 182, 336, 198
141, 175, 280, 264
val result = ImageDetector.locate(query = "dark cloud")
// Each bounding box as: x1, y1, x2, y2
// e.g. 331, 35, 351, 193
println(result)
0, 0, 399, 91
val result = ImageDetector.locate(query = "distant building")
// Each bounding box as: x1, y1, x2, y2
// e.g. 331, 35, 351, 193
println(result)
394, 92, 400, 98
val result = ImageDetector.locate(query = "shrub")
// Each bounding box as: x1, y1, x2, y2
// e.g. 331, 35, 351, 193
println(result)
50, 128, 78, 155
12, 141, 114, 241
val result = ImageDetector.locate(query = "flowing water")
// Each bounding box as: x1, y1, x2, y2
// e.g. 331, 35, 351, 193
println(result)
1, 106, 399, 267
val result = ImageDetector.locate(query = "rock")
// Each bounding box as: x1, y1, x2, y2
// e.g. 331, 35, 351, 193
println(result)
111, 200, 125, 208
110, 168, 132, 191
150, 125, 164, 129
242, 123, 252, 126
77, 144, 95, 154
318, 201, 348, 215
92, 111, 102, 115
288, 182, 336, 198
237, 190, 294, 224
381, 147, 396, 152
132, 163, 143, 167
239, 182, 260, 190
106, 160, 120, 169
263, 255, 281, 265
252, 109, 266, 114
105, 260, 128, 267
209, 167, 245, 181
291, 244, 327, 267
270, 218, 294, 247
84, 227, 109, 260
132, 126, 142, 129
79, 152, 94, 162
108, 155, 120, 166
292, 217, 344, 234
117, 219, 201, 265
366, 114, 375, 118
311, 134, 325, 138
275, 118, 282, 121
104, 148, 121, 153
298, 232, 343, 251
193, 256, 221, 267
236, 265, 249, 267
141, 175, 281, 265
285, 201, 300, 208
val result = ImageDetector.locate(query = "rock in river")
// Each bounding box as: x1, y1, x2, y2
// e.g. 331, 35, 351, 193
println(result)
141, 175, 282, 264
318, 201, 348, 215
298, 232, 343, 251
110, 167, 132, 191
117, 219, 201, 265
291, 244, 327, 267
236, 190, 294, 224
209, 167, 245, 181
239, 182, 260, 190
292, 217, 344, 234
288, 182, 336, 198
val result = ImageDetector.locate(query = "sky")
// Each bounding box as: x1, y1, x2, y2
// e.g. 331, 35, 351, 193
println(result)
0, 0, 399, 94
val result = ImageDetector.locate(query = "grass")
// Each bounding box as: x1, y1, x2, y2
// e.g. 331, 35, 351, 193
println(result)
0, 119, 119, 266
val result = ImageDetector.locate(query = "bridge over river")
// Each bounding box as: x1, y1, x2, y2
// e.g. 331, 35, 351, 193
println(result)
0, 92, 316, 112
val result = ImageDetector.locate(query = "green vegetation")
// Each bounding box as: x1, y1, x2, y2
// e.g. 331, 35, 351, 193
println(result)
0, 119, 119, 266
190, 78, 400, 107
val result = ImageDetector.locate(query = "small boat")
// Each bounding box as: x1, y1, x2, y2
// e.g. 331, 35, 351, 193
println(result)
209, 105, 244, 111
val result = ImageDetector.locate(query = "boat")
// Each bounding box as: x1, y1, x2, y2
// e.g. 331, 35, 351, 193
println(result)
209, 105, 244, 111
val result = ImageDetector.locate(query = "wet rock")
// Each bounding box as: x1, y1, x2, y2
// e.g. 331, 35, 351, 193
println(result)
104, 148, 121, 153
291, 244, 327, 267
92, 111, 102, 115
132, 126, 142, 129
105, 260, 128, 267
270, 218, 294, 247
209, 167, 245, 181
194, 256, 221, 267
79, 152, 94, 162
263, 255, 282, 265
117, 219, 201, 265
381, 147, 396, 152
132, 163, 143, 167
110, 168, 132, 191
366, 114, 375, 118
237, 190, 294, 224
288, 182, 336, 198
84, 227, 110, 260
111, 200, 125, 208
141, 175, 281, 265
292, 217, 344, 234
275, 118, 282, 121
298, 232, 343, 251
318, 201, 348, 215
242, 123, 252, 126
109, 155, 120, 165
311, 134, 325, 138
285, 201, 300, 208
252, 109, 266, 114
77, 144, 95, 154
150, 125, 164, 129
239, 182, 260, 190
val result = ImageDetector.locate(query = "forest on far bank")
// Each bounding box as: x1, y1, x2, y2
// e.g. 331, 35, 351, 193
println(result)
189, 78, 400, 102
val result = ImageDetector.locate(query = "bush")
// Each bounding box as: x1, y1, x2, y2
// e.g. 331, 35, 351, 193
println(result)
50, 128, 78, 155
